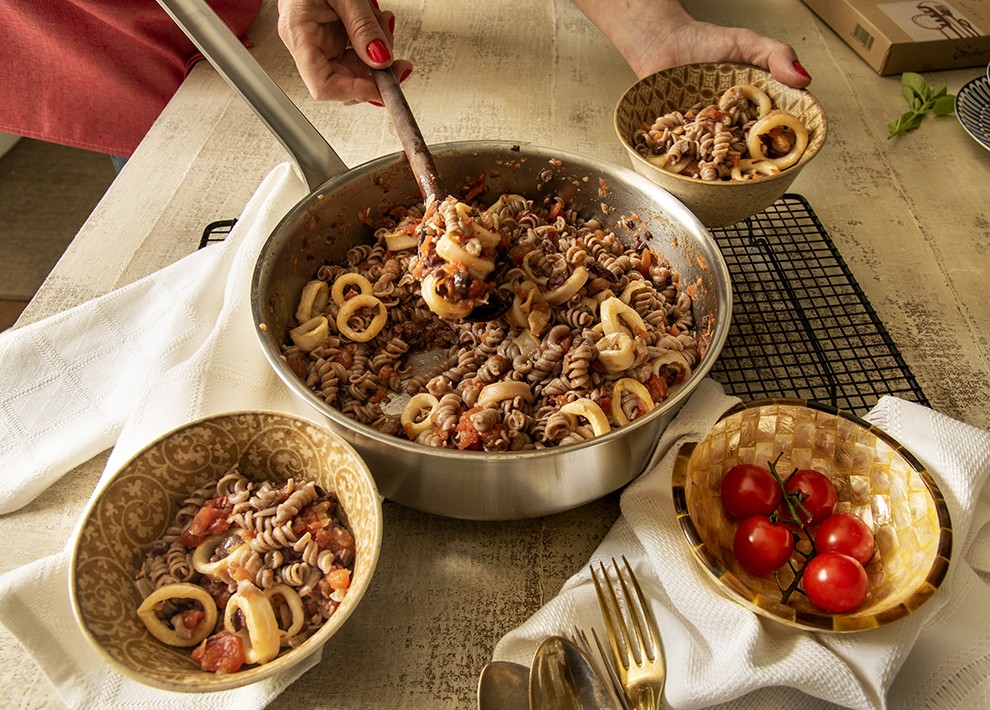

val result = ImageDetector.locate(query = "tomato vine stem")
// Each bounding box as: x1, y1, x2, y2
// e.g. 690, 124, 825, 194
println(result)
768, 453, 818, 604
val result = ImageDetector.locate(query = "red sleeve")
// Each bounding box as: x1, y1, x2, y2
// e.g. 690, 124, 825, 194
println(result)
0, 0, 263, 157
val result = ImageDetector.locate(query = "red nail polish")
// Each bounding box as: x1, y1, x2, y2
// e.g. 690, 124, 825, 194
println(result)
367, 39, 391, 64
370, 0, 380, 9
388, 15, 395, 34
399, 68, 412, 84
792, 60, 810, 78
369, 101, 384, 107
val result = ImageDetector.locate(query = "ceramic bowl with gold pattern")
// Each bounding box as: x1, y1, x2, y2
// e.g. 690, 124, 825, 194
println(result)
672, 399, 951, 632
69, 411, 383, 691
614, 63, 828, 227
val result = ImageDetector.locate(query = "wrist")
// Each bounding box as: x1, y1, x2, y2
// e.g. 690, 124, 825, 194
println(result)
572, 0, 696, 77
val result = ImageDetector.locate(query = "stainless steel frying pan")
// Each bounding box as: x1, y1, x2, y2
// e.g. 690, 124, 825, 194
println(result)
158, 0, 732, 520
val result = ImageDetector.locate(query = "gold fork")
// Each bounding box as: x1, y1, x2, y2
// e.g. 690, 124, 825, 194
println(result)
591, 555, 666, 710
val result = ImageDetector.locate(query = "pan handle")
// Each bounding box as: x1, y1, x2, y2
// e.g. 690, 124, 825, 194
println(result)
157, 0, 348, 191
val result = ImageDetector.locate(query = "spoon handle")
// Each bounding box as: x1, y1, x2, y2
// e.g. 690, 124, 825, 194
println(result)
372, 68, 445, 201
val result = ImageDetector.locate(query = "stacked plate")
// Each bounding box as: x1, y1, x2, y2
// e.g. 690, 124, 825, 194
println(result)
956, 62, 990, 150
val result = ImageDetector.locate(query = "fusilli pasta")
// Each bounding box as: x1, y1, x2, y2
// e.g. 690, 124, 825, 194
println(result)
134, 465, 355, 674
282, 182, 706, 452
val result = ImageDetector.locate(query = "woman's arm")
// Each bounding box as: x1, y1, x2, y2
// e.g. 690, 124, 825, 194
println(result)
570, 0, 811, 87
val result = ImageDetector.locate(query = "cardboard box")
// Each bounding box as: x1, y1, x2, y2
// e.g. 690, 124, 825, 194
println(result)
801, 0, 990, 75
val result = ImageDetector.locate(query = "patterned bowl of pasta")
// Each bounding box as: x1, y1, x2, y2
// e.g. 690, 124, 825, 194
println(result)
614, 62, 828, 227
69, 411, 383, 692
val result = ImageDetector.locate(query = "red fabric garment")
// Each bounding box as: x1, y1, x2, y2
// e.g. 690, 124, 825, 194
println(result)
0, 0, 263, 157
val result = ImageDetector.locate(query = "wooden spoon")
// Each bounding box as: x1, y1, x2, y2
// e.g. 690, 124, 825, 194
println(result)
371, 69, 508, 321
371, 69, 445, 201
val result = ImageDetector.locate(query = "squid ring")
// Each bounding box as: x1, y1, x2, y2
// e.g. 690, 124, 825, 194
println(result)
651, 350, 692, 379
611, 378, 656, 426
223, 580, 281, 665
401, 393, 440, 438
746, 111, 809, 170
264, 584, 306, 644
435, 233, 495, 279
560, 399, 611, 437
719, 84, 773, 118
730, 159, 781, 181
509, 280, 542, 329
336, 294, 387, 342
382, 227, 418, 252
477, 381, 535, 407
331, 273, 374, 306
137, 583, 218, 647
421, 273, 473, 319
295, 279, 329, 323
601, 296, 648, 337
544, 266, 589, 306
191, 534, 246, 581
597, 332, 637, 372
289, 316, 329, 352
655, 154, 692, 174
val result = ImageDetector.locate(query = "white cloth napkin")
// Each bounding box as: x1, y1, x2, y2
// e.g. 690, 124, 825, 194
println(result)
494, 378, 990, 709
0, 163, 324, 709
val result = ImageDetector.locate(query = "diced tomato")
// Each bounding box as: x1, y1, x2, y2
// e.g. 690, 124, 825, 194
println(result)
455, 409, 484, 451
467, 278, 487, 299
454, 407, 509, 451
639, 248, 653, 276
192, 632, 246, 674
285, 351, 309, 379
181, 610, 206, 633
548, 199, 564, 221
336, 347, 355, 369
326, 568, 351, 591
645, 375, 668, 403
369, 385, 389, 404
317, 526, 355, 557
291, 503, 329, 535
599, 396, 614, 419
178, 499, 231, 547
508, 243, 537, 266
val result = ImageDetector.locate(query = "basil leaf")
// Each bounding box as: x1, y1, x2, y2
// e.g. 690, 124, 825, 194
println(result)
902, 72, 928, 95
932, 95, 956, 116
888, 111, 924, 138
888, 73, 954, 137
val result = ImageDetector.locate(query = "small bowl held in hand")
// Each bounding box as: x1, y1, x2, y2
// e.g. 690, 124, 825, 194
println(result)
614, 63, 827, 227
672, 399, 951, 632
69, 411, 382, 692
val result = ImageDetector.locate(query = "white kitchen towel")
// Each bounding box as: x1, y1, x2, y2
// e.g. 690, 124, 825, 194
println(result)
0, 163, 327, 709
494, 378, 990, 709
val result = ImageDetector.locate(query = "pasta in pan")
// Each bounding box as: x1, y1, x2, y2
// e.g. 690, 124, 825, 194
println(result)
279, 178, 705, 452
411, 194, 505, 319
134, 467, 355, 674
632, 84, 809, 182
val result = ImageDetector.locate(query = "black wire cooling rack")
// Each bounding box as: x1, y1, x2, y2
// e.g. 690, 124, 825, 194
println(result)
200, 194, 928, 418
708, 194, 927, 415
198, 218, 238, 249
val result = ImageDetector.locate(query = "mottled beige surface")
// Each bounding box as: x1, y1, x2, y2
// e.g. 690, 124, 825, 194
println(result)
2, 0, 988, 707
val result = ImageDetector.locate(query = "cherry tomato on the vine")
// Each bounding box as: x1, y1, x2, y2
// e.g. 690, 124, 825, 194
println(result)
733, 515, 795, 576
721, 463, 782, 520
780, 469, 837, 525
815, 512, 875, 566
803, 552, 869, 613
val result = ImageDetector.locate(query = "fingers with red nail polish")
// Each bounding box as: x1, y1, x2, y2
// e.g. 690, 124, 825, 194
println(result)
278, 0, 413, 103
367, 39, 392, 64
